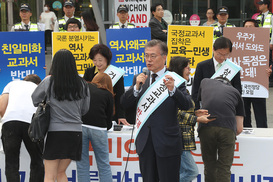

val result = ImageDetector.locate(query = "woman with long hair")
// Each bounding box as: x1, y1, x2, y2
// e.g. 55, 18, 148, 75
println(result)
77, 73, 114, 182
32, 49, 90, 182
203, 8, 217, 26
81, 10, 99, 31
83, 44, 130, 125
168, 56, 214, 182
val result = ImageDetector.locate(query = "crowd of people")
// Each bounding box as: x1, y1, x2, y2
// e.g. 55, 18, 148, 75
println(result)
1, 0, 273, 182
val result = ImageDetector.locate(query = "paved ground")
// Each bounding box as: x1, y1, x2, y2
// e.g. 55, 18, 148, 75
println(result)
45, 49, 273, 128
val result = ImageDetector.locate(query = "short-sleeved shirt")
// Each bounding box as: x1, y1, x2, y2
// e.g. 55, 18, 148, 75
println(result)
1, 80, 37, 124
197, 78, 245, 134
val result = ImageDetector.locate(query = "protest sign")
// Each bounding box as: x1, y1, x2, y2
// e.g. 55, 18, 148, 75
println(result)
0, 31, 45, 92
114, 1, 150, 27
224, 27, 269, 98
107, 27, 151, 87
167, 25, 214, 90
52, 32, 99, 76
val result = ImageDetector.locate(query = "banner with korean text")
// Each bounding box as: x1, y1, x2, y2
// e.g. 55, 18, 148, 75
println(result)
114, 0, 150, 27
52, 32, 99, 76
0, 31, 45, 92
224, 27, 269, 98
2, 128, 273, 182
106, 27, 151, 87
167, 25, 214, 91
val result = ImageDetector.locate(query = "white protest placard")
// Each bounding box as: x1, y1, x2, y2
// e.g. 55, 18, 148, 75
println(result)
211, 59, 242, 81
114, 1, 150, 27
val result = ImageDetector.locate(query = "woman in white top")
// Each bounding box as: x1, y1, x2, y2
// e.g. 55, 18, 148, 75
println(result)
203, 8, 217, 26
40, 4, 57, 53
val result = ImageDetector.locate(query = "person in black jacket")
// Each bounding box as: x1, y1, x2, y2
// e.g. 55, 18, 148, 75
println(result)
149, 3, 168, 43
192, 37, 242, 110
83, 44, 129, 125
77, 73, 114, 182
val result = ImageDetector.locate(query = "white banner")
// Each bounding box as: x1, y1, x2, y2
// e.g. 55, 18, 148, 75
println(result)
114, 0, 150, 27
211, 59, 242, 81
1, 127, 273, 182
104, 65, 125, 86
134, 71, 186, 140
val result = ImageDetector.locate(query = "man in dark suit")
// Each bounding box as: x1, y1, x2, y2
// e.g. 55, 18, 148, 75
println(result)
192, 37, 242, 109
149, 3, 168, 43
121, 40, 192, 182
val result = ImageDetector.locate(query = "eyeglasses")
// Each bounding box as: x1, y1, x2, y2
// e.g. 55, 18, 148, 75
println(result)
156, 8, 164, 12
145, 54, 162, 60
215, 52, 230, 58
67, 25, 79, 29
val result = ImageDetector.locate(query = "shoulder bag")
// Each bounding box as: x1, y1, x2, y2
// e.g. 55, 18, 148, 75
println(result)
28, 85, 51, 142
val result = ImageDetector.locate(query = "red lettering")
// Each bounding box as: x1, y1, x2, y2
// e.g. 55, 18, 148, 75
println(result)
130, 14, 136, 23
143, 14, 147, 23
128, 14, 148, 24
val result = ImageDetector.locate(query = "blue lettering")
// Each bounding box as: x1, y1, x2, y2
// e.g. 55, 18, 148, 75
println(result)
134, 173, 142, 182
90, 171, 99, 181
112, 171, 122, 182
19, 171, 25, 182
264, 177, 273, 182
231, 174, 273, 182
196, 174, 202, 182
67, 170, 76, 182
124, 171, 132, 182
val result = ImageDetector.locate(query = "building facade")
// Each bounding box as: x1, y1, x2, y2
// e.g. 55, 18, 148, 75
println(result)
0, 0, 270, 32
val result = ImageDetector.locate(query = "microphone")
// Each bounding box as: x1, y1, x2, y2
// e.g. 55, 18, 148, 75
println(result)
139, 67, 148, 89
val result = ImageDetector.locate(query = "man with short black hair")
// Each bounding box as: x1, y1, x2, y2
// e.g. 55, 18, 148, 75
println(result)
242, 18, 271, 128
11, 3, 39, 31
149, 3, 168, 43
54, 0, 81, 32
0, 74, 44, 182
211, 6, 235, 40
192, 37, 242, 109
109, 5, 135, 29
66, 18, 81, 32
243, 19, 259, 27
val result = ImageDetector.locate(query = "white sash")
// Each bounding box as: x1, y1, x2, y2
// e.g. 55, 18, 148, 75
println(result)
104, 65, 125, 86
211, 59, 242, 81
134, 71, 186, 140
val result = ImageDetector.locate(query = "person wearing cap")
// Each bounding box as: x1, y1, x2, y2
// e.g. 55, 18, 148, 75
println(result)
109, 5, 135, 29
54, 0, 81, 32
211, 6, 235, 41
149, 3, 168, 43
256, 0, 273, 87
11, 3, 39, 31
66, 18, 81, 32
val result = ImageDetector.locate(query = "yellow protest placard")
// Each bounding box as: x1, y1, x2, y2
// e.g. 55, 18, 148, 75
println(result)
167, 26, 213, 84
52, 32, 99, 75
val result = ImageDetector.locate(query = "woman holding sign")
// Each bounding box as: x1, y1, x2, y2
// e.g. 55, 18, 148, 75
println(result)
83, 44, 130, 125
